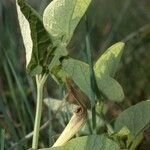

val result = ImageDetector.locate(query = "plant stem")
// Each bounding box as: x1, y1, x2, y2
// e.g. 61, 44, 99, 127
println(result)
85, 15, 97, 134
98, 101, 114, 134
0, 129, 5, 150
32, 74, 48, 149
91, 106, 97, 134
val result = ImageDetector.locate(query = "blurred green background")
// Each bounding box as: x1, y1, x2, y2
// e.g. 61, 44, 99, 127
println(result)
0, 0, 150, 149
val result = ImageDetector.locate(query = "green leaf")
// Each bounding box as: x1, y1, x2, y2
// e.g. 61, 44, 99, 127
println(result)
114, 126, 130, 138
94, 42, 125, 77
61, 56, 124, 102
43, 0, 91, 45
62, 58, 91, 99
39, 135, 120, 150
114, 100, 150, 136
16, 0, 53, 75
94, 42, 125, 102
96, 77, 124, 102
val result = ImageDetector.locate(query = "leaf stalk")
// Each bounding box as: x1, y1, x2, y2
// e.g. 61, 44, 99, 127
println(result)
32, 74, 48, 149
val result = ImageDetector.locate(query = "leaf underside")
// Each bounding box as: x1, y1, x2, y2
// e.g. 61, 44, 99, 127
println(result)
16, 0, 53, 75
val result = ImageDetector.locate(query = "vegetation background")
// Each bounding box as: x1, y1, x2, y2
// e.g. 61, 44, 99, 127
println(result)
0, 0, 150, 149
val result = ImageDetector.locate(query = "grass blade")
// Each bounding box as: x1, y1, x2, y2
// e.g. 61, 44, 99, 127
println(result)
0, 128, 5, 150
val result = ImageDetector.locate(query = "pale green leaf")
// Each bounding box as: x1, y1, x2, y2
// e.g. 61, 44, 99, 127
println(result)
114, 100, 150, 136
96, 77, 124, 102
16, 0, 32, 68
94, 42, 125, 77
39, 135, 120, 150
115, 126, 130, 138
43, 0, 91, 45
61, 57, 124, 102
16, 0, 53, 75
62, 58, 91, 99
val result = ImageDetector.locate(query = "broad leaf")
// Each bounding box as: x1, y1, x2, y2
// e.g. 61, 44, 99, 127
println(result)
39, 135, 120, 150
16, 0, 53, 75
94, 42, 125, 77
114, 100, 150, 136
61, 56, 124, 102
43, 0, 91, 45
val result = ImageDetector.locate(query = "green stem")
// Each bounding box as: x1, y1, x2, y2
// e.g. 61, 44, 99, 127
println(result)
98, 101, 114, 134
85, 15, 97, 134
91, 106, 97, 134
32, 74, 48, 149
105, 121, 114, 134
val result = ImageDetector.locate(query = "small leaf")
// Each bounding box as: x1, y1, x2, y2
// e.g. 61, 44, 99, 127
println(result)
114, 100, 150, 136
39, 135, 120, 150
16, 0, 53, 75
96, 77, 124, 102
114, 126, 130, 138
43, 0, 91, 45
94, 42, 125, 77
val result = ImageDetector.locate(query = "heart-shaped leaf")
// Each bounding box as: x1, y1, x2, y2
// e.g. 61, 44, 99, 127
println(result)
43, 0, 92, 73
43, 0, 91, 45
